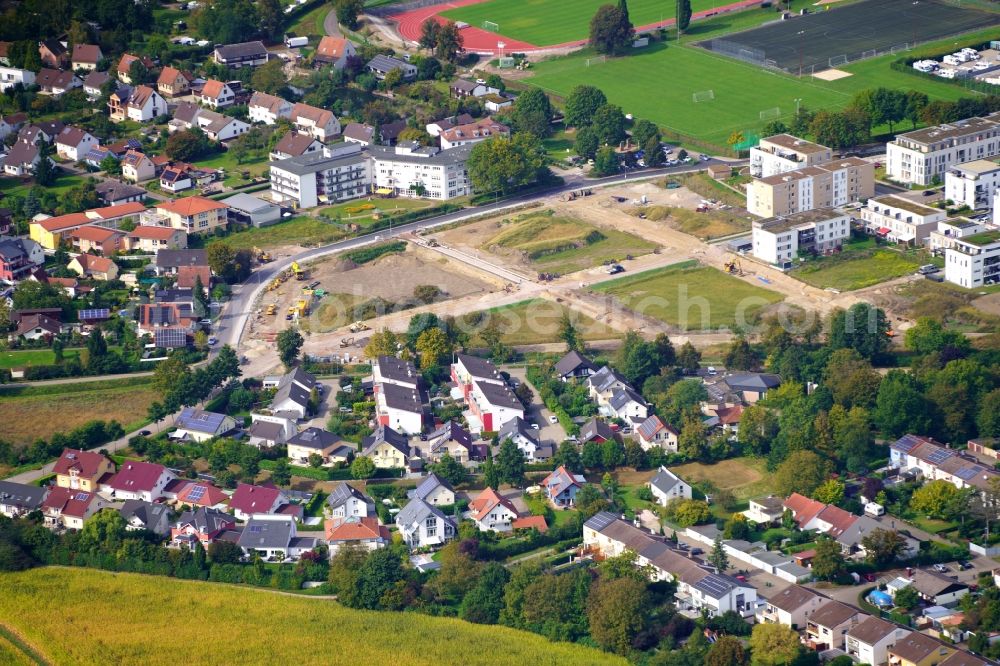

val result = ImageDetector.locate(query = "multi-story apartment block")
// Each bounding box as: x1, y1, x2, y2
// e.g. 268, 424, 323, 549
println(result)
747, 157, 874, 217
751, 208, 850, 266
860, 195, 946, 245
928, 218, 987, 255
886, 113, 1000, 186
268, 142, 370, 209
749, 134, 833, 178
369, 142, 473, 200
944, 229, 1000, 288
944, 158, 1000, 211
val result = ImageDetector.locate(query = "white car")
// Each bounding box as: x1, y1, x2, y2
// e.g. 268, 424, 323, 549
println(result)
549, 415, 558, 424
530, 423, 539, 430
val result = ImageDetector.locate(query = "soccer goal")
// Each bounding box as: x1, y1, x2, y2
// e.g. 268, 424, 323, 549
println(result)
498, 56, 516, 68
692, 89, 715, 103
890, 42, 911, 55
828, 54, 848, 67
760, 107, 781, 121
862, 49, 876, 60
482, 20, 499, 32
586, 55, 607, 67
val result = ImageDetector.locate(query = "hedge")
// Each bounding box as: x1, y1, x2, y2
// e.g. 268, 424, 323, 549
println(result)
344, 241, 406, 265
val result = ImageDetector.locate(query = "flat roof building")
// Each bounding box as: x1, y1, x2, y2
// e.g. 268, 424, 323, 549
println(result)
887, 113, 1000, 185
751, 208, 850, 266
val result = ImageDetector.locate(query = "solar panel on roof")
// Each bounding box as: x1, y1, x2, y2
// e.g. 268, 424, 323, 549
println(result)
954, 466, 980, 480
187, 485, 206, 502
249, 525, 263, 533
74, 492, 89, 501
155, 329, 187, 349
78, 308, 110, 320
926, 448, 953, 464
585, 512, 616, 531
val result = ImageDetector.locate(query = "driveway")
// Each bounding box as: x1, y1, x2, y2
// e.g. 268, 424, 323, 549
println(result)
303, 378, 339, 429
505, 366, 567, 445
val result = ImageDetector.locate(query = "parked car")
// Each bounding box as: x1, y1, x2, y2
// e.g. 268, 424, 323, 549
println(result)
932, 563, 950, 573
549, 415, 558, 424
690, 547, 704, 555
530, 423, 539, 430
699, 153, 709, 160
958, 561, 973, 570
139, 430, 151, 436
607, 264, 625, 275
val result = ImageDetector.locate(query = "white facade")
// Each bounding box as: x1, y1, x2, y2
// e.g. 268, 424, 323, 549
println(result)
752, 209, 850, 265
749, 134, 833, 178
861, 195, 947, 244
945, 232, 1000, 288
887, 113, 1000, 186
928, 218, 988, 255
269, 143, 370, 209
56, 132, 99, 162
945, 159, 1000, 211
248, 93, 292, 125
127, 89, 167, 122
649, 466, 692, 506
0, 67, 34, 92
369, 142, 473, 201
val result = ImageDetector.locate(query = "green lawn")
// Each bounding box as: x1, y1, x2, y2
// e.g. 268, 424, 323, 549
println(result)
462, 298, 620, 346
594, 261, 783, 330
792, 245, 925, 291
318, 198, 433, 229
441, 0, 723, 46
288, 3, 330, 37
0, 348, 83, 370
0, 172, 91, 198
192, 151, 269, 187
216, 216, 349, 250
669, 457, 777, 500
526, 32, 980, 146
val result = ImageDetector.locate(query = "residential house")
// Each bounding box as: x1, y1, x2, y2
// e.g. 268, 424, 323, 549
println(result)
723, 372, 782, 404
191, 109, 249, 142
12, 313, 61, 341
649, 466, 692, 506
248, 91, 292, 125
366, 54, 416, 80
154, 248, 208, 276
70, 44, 102, 71
408, 473, 454, 506
369, 142, 474, 201
483, 94, 513, 113
579, 417, 616, 445
375, 381, 427, 435
54, 449, 114, 492
239, 514, 317, 561
121, 150, 156, 182
554, 350, 597, 382
636, 415, 679, 452
172, 407, 236, 442
342, 122, 375, 146
682, 572, 758, 618
468, 487, 519, 532
136, 302, 195, 338
499, 416, 551, 463
67, 254, 119, 281
512, 515, 549, 532
587, 365, 632, 402
268, 369, 315, 420
804, 600, 864, 652
450, 79, 499, 98
426, 113, 474, 138
213, 41, 268, 68
607, 385, 648, 421
743, 496, 786, 526
418, 420, 475, 464
439, 118, 509, 149
156, 66, 191, 97
2, 138, 42, 176
142, 197, 230, 234
837, 514, 919, 560
751, 208, 852, 265
846, 616, 912, 666
41, 487, 106, 530
890, 434, 1000, 495
229, 483, 288, 522
746, 158, 874, 218
69, 225, 125, 255
0, 66, 35, 93
361, 426, 411, 468
945, 229, 1000, 288
124, 85, 166, 123
287, 428, 353, 467
325, 482, 377, 521
908, 569, 970, 607
170, 480, 228, 509
119, 500, 170, 536
325, 516, 390, 554
247, 419, 289, 449
200, 79, 236, 109
395, 498, 457, 549
268, 141, 370, 208
312, 36, 356, 69
291, 103, 341, 142
116, 54, 154, 84
171, 508, 237, 547
887, 632, 955, 666
101, 460, 175, 502
861, 194, 946, 245
159, 166, 193, 194
0, 237, 44, 281
373, 354, 421, 389
29, 201, 145, 250
268, 132, 323, 161
107, 85, 133, 120
940, 653, 991, 666
81, 70, 110, 99
38, 40, 68, 69
54, 126, 98, 163
451, 353, 521, 432
757, 584, 827, 629
541, 465, 586, 507
0, 480, 47, 518
36, 69, 80, 96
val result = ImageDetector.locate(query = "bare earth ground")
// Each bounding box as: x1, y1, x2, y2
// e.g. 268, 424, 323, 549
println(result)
972, 292, 1000, 317
813, 68, 852, 81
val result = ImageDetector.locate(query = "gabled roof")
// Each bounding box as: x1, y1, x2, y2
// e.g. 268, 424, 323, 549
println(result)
579, 417, 615, 444
783, 493, 826, 527
411, 473, 453, 501
588, 365, 631, 393
53, 448, 110, 478
396, 497, 453, 529
766, 584, 823, 612
291, 102, 336, 129
35, 68, 77, 89
889, 631, 950, 663
809, 600, 860, 629
554, 350, 596, 377
273, 132, 320, 157
128, 85, 159, 109
455, 353, 501, 380
326, 482, 374, 511
650, 466, 686, 495
362, 425, 410, 457
172, 101, 202, 124
315, 36, 352, 60
72, 253, 116, 275
0, 480, 47, 510
56, 125, 92, 148
119, 499, 169, 527
98, 181, 146, 205
542, 465, 586, 498
939, 652, 989, 666
41, 486, 97, 518
82, 70, 111, 89
609, 385, 645, 411
175, 407, 230, 434
637, 414, 678, 441
692, 572, 748, 599
229, 483, 285, 516
118, 53, 153, 74
71, 225, 122, 243
249, 91, 288, 113
287, 427, 340, 451
238, 515, 297, 549
71, 44, 102, 64
847, 615, 901, 645
248, 420, 283, 442
910, 569, 969, 597
201, 79, 229, 99
376, 354, 420, 384
175, 507, 235, 534
175, 481, 228, 507
427, 420, 472, 453
273, 378, 311, 410
343, 122, 375, 143
156, 196, 228, 216
814, 504, 857, 537
325, 516, 388, 542
512, 515, 548, 532
724, 372, 781, 392
498, 415, 539, 445
215, 41, 267, 60
15, 313, 61, 337
367, 54, 413, 73
105, 460, 169, 493
158, 66, 190, 87
156, 248, 207, 268
469, 487, 518, 522
440, 118, 509, 143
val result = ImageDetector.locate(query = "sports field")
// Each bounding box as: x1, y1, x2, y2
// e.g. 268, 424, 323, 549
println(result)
526, 37, 975, 146
699, 0, 1000, 73
439, 0, 722, 46
594, 261, 783, 330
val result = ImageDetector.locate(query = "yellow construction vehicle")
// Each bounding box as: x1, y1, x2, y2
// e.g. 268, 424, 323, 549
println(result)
339, 336, 354, 348
265, 304, 276, 316
724, 255, 744, 276
251, 246, 272, 263
291, 261, 307, 281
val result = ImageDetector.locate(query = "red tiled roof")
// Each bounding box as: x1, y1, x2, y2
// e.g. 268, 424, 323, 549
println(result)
324, 516, 389, 542
71, 225, 122, 243
156, 196, 227, 216
783, 493, 826, 527
36, 212, 90, 232
468, 487, 518, 521
92, 202, 146, 219
315, 36, 350, 59
229, 483, 282, 515
815, 504, 857, 537
42, 486, 97, 518
176, 265, 211, 289
175, 481, 228, 507
73, 253, 116, 274
71, 44, 102, 64
53, 448, 111, 478
105, 460, 169, 493
129, 226, 180, 240
157, 66, 189, 86
716, 404, 743, 425
201, 79, 226, 99
512, 515, 548, 532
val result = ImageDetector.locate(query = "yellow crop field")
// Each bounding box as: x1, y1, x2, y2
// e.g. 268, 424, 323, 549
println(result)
0, 568, 624, 666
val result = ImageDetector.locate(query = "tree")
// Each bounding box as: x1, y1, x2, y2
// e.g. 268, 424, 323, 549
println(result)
511, 88, 553, 139
416, 56, 441, 81
51, 337, 64, 363
587, 577, 649, 655
678, 412, 707, 459
335, 0, 364, 30
467, 132, 547, 193
861, 528, 906, 567
251, 58, 286, 95
459, 563, 510, 624
616, 330, 660, 386
811, 538, 847, 581
761, 120, 788, 136
632, 118, 658, 147
496, 439, 525, 486
727, 131, 746, 153
909, 479, 960, 519
582, 441, 603, 470
903, 90, 929, 129
558, 311, 582, 352
276, 328, 304, 369
33, 142, 55, 186
99, 154, 120, 175
905, 317, 970, 356
589, 3, 634, 55
429, 452, 466, 486
165, 128, 213, 162
592, 103, 627, 146
676, 0, 692, 33
364, 329, 400, 359
574, 127, 600, 159
706, 636, 748, 666
723, 336, 759, 371
601, 439, 625, 469
828, 303, 889, 361
86, 328, 108, 369
415, 327, 451, 370
749, 623, 802, 666
894, 584, 920, 610
554, 440, 583, 473
351, 455, 376, 480
419, 18, 440, 51
564, 85, 607, 128
153, 355, 190, 398
812, 479, 845, 505
774, 450, 829, 497
434, 21, 464, 62
709, 534, 729, 572
208, 540, 244, 564
270, 458, 291, 485
670, 499, 711, 527
738, 404, 778, 456
345, 548, 405, 610
874, 370, 931, 438
977, 388, 1000, 438
257, 0, 283, 39
592, 145, 619, 176
482, 447, 500, 489
677, 341, 701, 374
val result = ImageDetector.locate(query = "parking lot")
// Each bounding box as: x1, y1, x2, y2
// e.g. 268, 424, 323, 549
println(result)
505, 367, 567, 445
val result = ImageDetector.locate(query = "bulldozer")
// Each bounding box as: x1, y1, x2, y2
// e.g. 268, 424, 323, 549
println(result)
724, 255, 744, 276
339, 336, 354, 348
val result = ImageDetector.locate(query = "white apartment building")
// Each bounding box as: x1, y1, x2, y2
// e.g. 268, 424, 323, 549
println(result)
0, 67, 34, 92
945, 229, 1000, 288
751, 208, 850, 266
886, 113, 1000, 186
928, 218, 988, 255
269, 142, 371, 209
944, 159, 1000, 211
369, 142, 473, 200
860, 194, 946, 245
749, 134, 833, 178
746, 157, 874, 218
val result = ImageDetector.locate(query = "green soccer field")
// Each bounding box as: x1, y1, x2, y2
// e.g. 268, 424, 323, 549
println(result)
526, 39, 974, 147
440, 0, 723, 46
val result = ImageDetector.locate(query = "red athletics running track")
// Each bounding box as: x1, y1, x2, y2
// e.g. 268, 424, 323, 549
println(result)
391, 0, 764, 54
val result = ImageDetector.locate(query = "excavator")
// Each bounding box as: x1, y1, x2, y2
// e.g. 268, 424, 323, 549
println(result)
724, 255, 744, 276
